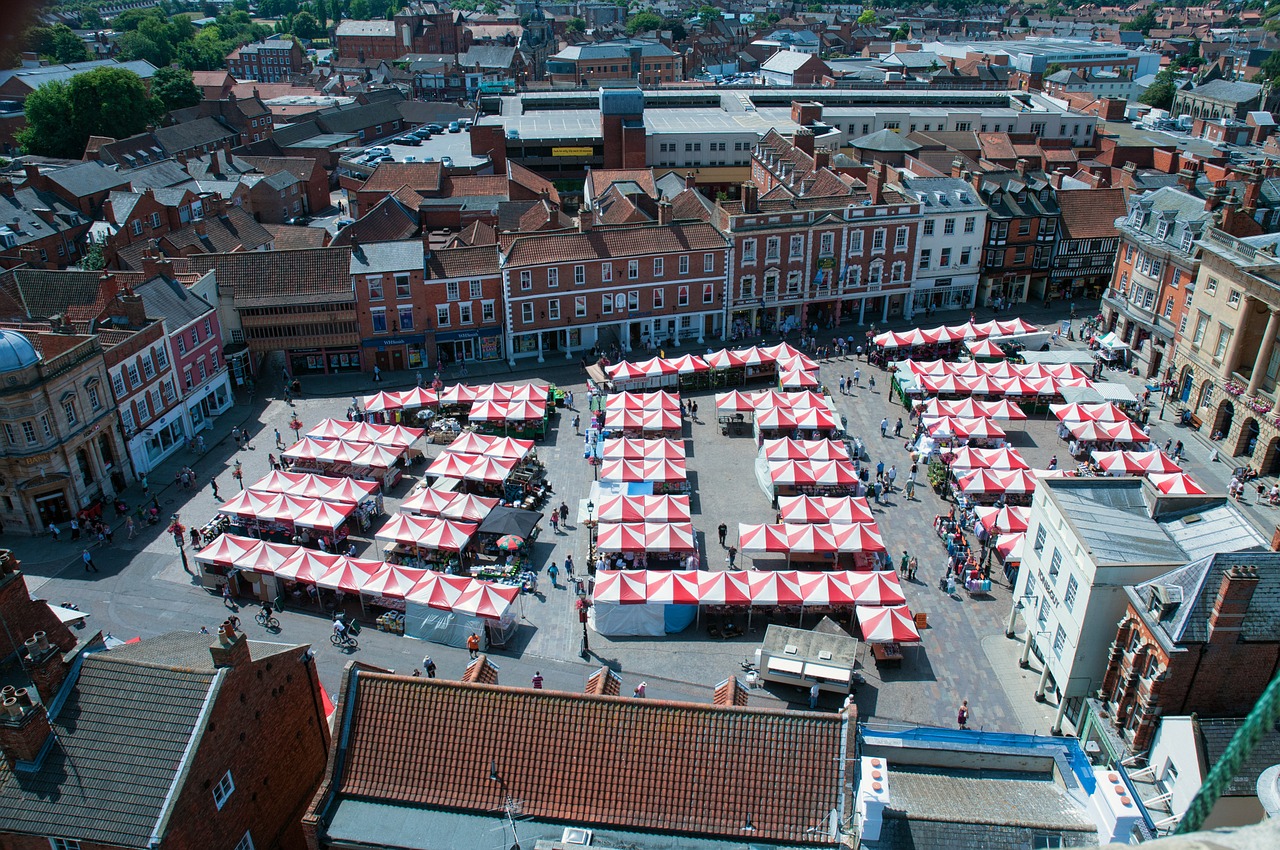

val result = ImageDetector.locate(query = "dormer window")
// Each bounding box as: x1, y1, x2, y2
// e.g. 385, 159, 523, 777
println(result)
1156, 220, 1170, 241
1181, 231, 1195, 252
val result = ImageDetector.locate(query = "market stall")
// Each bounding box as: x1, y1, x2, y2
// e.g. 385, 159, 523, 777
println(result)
761, 439, 851, 462
738, 521, 885, 569
376, 514, 478, 573
597, 457, 689, 494
1147, 472, 1207, 495
777, 494, 875, 524
765, 458, 860, 500
403, 572, 521, 648
399, 488, 499, 522
1091, 449, 1183, 476
1064, 419, 1152, 458
595, 522, 696, 569
595, 494, 692, 523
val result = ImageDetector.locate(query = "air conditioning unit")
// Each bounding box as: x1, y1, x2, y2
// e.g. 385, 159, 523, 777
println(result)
561, 827, 593, 845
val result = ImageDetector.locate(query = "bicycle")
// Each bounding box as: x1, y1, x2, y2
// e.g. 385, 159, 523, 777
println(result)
330, 631, 358, 649
255, 610, 279, 629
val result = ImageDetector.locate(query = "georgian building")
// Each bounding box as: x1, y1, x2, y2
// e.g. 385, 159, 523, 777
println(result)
716, 129, 921, 338
896, 175, 987, 318
1102, 186, 1212, 381
1175, 228, 1280, 473
500, 216, 730, 363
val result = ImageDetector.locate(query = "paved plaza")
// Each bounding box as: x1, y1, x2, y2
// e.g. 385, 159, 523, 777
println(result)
14, 298, 1272, 733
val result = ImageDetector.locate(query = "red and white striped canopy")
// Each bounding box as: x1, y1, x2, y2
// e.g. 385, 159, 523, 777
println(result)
856, 604, 921, 643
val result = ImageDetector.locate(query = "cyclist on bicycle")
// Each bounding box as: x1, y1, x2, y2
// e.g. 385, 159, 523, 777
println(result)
260, 601, 273, 623
333, 616, 347, 641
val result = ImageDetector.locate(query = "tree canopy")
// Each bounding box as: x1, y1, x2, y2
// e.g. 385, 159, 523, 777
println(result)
857, 9, 877, 25
151, 66, 202, 113
626, 11, 662, 34
27, 24, 91, 64
1139, 67, 1177, 110
17, 67, 164, 158
565, 16, 586, 33
1122, 9, 1158, 34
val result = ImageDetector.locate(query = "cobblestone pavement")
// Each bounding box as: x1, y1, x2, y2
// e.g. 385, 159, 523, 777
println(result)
18, 297, 1258, 728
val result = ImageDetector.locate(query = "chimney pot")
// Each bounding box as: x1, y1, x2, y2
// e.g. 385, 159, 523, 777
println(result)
14, 688, 31, 707
2, 698, 18, 718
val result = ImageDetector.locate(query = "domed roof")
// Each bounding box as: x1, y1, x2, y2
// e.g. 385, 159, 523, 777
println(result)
0, 330, 39, 373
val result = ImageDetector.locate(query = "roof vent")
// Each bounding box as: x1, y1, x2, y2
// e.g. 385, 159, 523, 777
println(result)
561, 827, 593, 845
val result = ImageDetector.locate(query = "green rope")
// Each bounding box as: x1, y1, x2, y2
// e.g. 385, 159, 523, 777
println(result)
1174, 669, 1280, 834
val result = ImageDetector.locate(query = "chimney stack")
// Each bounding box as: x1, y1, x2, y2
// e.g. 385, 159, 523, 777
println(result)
0, 694, 53, 767
1243, 170, 1263, 214
578, 207, 593, 232
793, 127, 815, 156
1015, 158, 1029, 178
951, 157, 965, 178
209, 619, 251, 668
684, 171, 696, 190
141, 254, 174, 280
0, 179, 13, 198
867, 163, 884, 206
117, 290, 148, 329
1208, 564, 1259, 641
814, 150, 830, 170
656, 200, 673, 226
1204, 184, 1226, 212
23, 631, 67, 705
1177, 168, 1198, 193
741, 182, 758, 214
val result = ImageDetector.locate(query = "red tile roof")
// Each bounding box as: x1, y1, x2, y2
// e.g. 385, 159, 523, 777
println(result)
1057, 187, 1128, 239
461, 655, 500, 684
426, 244, 499, 279
584, 667, 622, 696
503, 222, 727, 266
361, 162, 443, 194
334, 672, 847, 844
508, 160, 560, 205
188, 246, 354, 308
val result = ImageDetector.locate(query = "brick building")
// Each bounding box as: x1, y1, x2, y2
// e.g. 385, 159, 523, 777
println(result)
546, 39, 682, 87
226, 37, 309, 82
1083, 553, 1280, 757
970, 162, 1061, 306
501, 217, 729, 363
1102, 185, 1213, 381
0, 626, 330, 850
0, 179, 91, 270
717, 128, 921, 337
302, 666, 853, 848
335, 2, 470, 62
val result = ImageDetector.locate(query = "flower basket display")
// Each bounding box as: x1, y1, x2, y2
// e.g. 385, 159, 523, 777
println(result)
1224, 381, 1246, 397
1248, 397, 1273, 415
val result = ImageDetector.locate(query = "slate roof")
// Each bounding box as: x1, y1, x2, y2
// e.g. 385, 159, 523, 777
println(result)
133, 274, 216, 328
189, 246, 354, 308
1185, 78, 1263, 104
330, 197, 419, 247
1043, 478, 1187, 566
459, 45, 518, 69
426, 245, 499, 279
0, 187, 89, 249
1119, 186, 1211, 258
503, 222, 726, 266
153, 116, 239, 154
881, 767, 1096, 831
761, 49, 822, 74
42, 161, 132, 198
1134, 552, 1280, 645
350, 240, 423, 275
1057, 187, 1127, 240
553, 38, 676, 61
0, 633, 221, 846
331, 672, 847, 845
1197, 717, 1280, 796
850, 128, 922, 153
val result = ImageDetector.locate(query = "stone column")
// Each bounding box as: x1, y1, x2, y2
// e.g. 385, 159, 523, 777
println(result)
1035, 661, 1052, 701
1247, 307, 1280, 395
881, 296, 890, 324
1223, 296, 1253, 377
858, 297, 867, 325
536, 331, 544, 363
1051, 693, 1069, 735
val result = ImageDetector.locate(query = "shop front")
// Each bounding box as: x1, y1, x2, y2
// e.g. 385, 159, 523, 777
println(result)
186, 371, 233, 433
435, 328, 504, 367
290, 346, 362, 375
363, 334, 429, 374
130, 404, 189, 475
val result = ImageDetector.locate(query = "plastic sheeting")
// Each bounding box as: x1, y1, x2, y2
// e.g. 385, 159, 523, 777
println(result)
403, 603, 486, 647
592, 601, 666, 636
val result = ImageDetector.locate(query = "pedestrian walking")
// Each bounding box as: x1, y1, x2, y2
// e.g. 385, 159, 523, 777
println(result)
550, 512, 559, 533
880, 417, 889, 437
532, 671, 544, 689
564, 554, 575, 578
567, 390, 575, 409
222, 583, 235, 609
82, 549, 98, 573
905, 478, 916, 500
424, 656, 437, 678
70, 518, 80, 540
718, 522, 728, 546
211, 477, 221, 501
908, 556, 918, 580
573, 413, 581, 434
467, 632, 480, 658
633, 681, 647, 699
559, 502, 569, 526
887, 465, 897, 491
809, 682, 820, 710
853, 368, 861, 387
373, 365, 382, 383
957, 699, 970, 729
899, 550, 909, 575
876, 460, 885, 479
126, 516, 136, 539
727, 546, 738, 568
141, 473, 149, 495
868, 376, 876, 393
275, 428, 283, 449
839, 376, 846, 395
48, 522, 60, 540
894, 418, 903, 437
548, 561, 559, 588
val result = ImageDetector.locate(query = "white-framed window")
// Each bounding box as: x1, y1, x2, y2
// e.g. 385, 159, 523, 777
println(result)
213, 770, 235, 810
446, 281, 460, 300
367, 276, 383, 300
519, 270, 532, 290
398, 305, 413, 331
677, 285, 689, 307
652, 289, 664, 309
63, 399, 78, 426
1192, 313, 1208, 346
919, 249, 931, 270
142, 354, 156, 380
131, 220, 143, 236
703, 253, 714, 273
371, 307, 387, 333
470, 280, 483, 299
49, 839, 82, 850
1052, 626, 1067, 659
197, 360, 206, 381
155, 345, 168, 369
574, 265, 585, 285
136, 393, 149, 423
1214, 327, 1231, 359
602, 294, 613, 315
789, 235, 804, 260
436, 305, 450, 327
703, 283, 714, 304
1228, 289, 1242, 308
1048, 548, 1062, 581
183, 368, 193, 390
395, 274, 411, 298
548, 299, 560, 320
234, 831, 255, 850
742, 239, 756, 262
547, 268, 559, 288
521, 303, 534, 324
628, 260, 639, 279
176, 336, 186, 356
162, 378, 175, 402
819, 232, 834, 256
459, 303, 472, 324
1064, 575, 1078, 611
40, 414, 52, 439
21, 421, 36, 444
112, 372, 126, 398
575, 296, 587, 317
895, 226, 908, 250
943, 218, 955, 235
127, 364, 141, 387
1, 422, 13, 444
628, 291, 639, 311
87, 384, 101, 411
849, 231, 863, 254
1205, 277, 1218, 295
602, 262, 612, 282
964, 216, 975, 234
481, 300, 495, 322
679, 255, 689, 275
872, 229, 885, 252
653, 257, 664, 277
765, 237, 780, 260
120, 407, 135, 434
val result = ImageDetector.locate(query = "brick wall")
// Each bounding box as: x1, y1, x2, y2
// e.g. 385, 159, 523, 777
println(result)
0, 569, 77, 660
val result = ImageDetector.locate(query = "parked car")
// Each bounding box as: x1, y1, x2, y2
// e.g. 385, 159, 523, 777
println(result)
440, 156, 453, 168
448, 121, 461, 133
397, 136, 421, 146
285, 215, 311, 226
427, 123, 444, 133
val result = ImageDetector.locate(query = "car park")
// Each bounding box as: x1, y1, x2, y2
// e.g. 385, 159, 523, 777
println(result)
427, 123, 444, 133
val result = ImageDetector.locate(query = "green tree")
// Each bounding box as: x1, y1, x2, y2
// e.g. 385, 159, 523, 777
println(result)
28, 24, 92, 63
857, 9, 877, 25
566, 16, 586, 33
151, 66, 201, 112
116, 29, 171, 66
80, 8, 106, 28
663, 17, 687, 40
293, 9, 322, 37
1019, 14, 1029, 27
695, 4, 722, 27
17, 68, 162, 157
177, 25, 229, 69
1256, 49, 1280, 82
892, 23, 910, 41
626, 10, 662, 34
81, 243, 106, 272
348, 0, 371, 17
1044, 62, 1064, 77
1122, 9, 1158, 34
1139, 67, 1177, 110
807, 3, 824, 11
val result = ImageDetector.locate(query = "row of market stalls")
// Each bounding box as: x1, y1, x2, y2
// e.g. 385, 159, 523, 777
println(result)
601, 391, 683, 438
425, 382, 559, 440
591, 568, 923, 645
588, 492, 698, 570
194, 533, 520, 645
593, 343, 821, 392
714, 389, 842, 440
283, 419, 427, 488
871, 318, 1046, 364
1052, 401, 1153, 458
